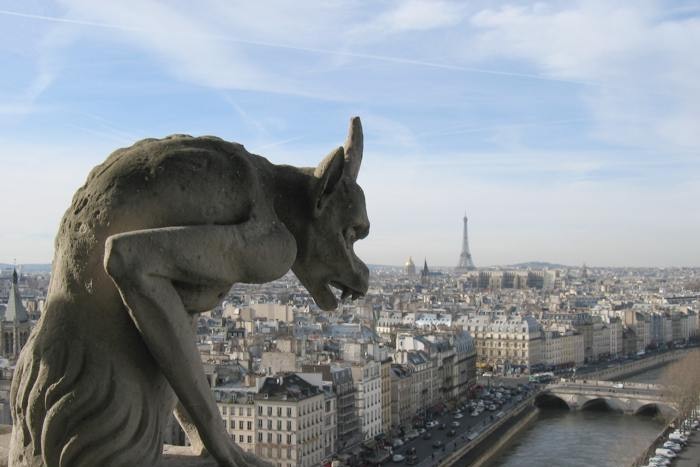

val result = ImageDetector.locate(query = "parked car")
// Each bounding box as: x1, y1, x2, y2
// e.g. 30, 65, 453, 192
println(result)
447, 429, 457, 437
655, 448, 676, 458
451, 421, 460, 427
648, 455, 671, 466
392, 438, 404, 448
454, 413, 464, 419
662, 441, 682, 452
406, 455, 419, 465
422, 432, 432, 440
392, 453, 406, 463
432, 440, 444, 449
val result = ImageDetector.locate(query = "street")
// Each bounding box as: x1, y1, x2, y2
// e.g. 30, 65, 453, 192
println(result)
388, 383, 533, 466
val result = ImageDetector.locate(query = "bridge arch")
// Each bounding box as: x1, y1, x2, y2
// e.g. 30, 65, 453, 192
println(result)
580, 397, 613, 412
535, 393, 570, 410
635, 403, 660, 416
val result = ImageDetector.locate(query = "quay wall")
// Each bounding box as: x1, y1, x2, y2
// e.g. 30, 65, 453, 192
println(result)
440, 349, 693, 467
439, 395, 538, 467
586, 349, 688, 381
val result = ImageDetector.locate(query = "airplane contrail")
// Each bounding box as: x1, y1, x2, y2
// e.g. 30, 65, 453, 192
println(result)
0, 8, 599, 88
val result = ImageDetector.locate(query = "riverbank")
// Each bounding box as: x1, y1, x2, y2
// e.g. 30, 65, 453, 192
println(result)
472, 352, 683, 467
673, 428, 700, 467
438, 394, 538, 467
587, 349, 690, 381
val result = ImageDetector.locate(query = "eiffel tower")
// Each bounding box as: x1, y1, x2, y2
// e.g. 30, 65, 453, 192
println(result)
455, 213, 476, 273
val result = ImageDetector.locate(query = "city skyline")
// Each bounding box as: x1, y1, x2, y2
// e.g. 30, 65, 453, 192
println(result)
1, 1, 699, 267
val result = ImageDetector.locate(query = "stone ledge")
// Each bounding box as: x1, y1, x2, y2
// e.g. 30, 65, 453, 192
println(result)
0, 427, 218, 467
162, 445, 219, 466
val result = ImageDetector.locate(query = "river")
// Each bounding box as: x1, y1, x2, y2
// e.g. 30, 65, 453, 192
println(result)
486, 365, 669, 467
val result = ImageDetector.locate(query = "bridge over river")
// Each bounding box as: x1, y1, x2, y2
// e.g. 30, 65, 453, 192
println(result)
536, 379, 676, 418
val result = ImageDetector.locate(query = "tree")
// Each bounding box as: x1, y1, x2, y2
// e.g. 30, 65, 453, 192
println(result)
662, 350, 700, 425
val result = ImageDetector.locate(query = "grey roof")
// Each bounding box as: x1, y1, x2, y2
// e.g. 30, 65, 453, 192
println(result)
259, 373, 321, 401
5, 270, 29, 323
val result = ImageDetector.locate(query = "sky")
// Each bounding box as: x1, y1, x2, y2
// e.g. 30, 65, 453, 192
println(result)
0, 0, 699, 268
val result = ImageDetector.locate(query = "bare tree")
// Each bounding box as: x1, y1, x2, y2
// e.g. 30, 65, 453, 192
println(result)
662, 350, 700, 426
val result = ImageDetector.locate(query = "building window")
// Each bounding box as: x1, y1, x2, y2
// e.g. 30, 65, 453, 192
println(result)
287, 407, 292, 417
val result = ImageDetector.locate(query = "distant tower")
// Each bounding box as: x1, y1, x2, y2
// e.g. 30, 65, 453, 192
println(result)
1, 268, 31, 360
421, 259, 430, 287
404, 256, 416, 276
455, 213, 476, 273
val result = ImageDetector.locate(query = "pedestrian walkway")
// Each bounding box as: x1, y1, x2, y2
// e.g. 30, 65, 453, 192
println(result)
672, 430, 700, 466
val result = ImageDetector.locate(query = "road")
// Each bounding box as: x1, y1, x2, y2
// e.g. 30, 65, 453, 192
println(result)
389, 384, 533, 467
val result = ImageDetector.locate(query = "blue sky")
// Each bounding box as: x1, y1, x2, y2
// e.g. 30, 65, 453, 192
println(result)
1, 0, 699, 267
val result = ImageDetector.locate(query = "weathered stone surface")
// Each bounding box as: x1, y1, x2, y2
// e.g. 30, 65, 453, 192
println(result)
8, 118, 370, 467
161, 445, 226, 466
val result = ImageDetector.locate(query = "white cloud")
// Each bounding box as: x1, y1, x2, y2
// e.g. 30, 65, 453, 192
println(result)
465, 1, 700, 151
356, 150, 700, 267
0, 141, 109, 263
352, 0, 466, 37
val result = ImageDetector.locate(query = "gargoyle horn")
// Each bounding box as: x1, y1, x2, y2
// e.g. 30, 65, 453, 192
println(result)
343, 116, 363, 181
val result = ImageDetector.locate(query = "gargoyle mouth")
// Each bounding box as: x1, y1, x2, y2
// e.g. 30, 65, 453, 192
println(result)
329, 280, 365, 301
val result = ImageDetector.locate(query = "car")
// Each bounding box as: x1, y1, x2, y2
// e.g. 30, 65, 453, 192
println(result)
392, 438, 404, 448
454, 413, 464, 419
406, 455, 419, 465
432, 440, 444, 449
662, 441, 681, 452
648, 456, 671, 466
438, 423, 446, 430
447, 429, 457, 437
422, 432, 432, 440
406, 447, 417, 456
655, 448, 676, 458
406, 430, 419, 440
451, 421, 460, 427
426, 420, 439, 428
392, 453, 406, 463
471, 410, 480, 417
418, 428, 426, 435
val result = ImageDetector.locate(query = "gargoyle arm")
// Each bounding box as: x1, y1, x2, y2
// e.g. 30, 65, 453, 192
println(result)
104, 221, 294, 467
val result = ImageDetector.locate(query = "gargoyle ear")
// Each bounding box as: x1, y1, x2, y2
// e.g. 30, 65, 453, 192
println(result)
313, 146, 345, 217
343, 116, 363, 181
